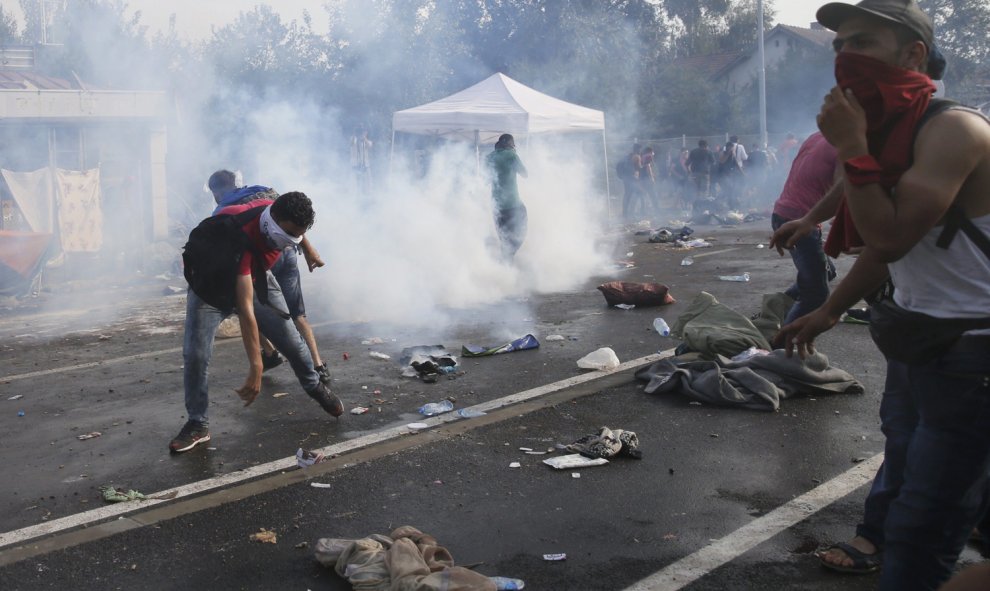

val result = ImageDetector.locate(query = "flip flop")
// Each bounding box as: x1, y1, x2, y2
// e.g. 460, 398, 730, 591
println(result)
818, 542, 881, 575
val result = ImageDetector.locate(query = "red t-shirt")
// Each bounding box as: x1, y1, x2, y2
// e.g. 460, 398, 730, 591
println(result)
216, 200, 283, 276
772, 133, 838, 221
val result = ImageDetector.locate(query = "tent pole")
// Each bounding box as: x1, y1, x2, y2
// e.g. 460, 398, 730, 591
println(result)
389, 130, 395, 178
475, 130, 481, 175
602, 130, 612, 223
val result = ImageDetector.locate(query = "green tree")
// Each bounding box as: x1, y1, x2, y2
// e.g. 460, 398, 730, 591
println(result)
918, 0, 990, 105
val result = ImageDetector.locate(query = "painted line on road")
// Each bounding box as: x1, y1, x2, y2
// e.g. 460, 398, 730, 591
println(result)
686, 247, 741, 259
622, 452, 885, 591
0, 348, 675, 552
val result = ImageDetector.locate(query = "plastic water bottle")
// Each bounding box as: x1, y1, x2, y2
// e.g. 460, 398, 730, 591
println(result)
653, 318, 671, 337
680, 256, 694, 266
490, 577, 525, 591
418, 400, 454, 416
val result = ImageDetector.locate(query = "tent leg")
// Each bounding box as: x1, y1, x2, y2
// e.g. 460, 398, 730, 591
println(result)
602, 131, 612, 224
389, 130, 395, 178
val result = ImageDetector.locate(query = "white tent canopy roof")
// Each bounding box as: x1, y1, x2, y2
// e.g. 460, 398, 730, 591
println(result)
392, 73, 604, 144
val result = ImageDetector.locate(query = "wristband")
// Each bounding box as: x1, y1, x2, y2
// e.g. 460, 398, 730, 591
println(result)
843, 154, 883, 187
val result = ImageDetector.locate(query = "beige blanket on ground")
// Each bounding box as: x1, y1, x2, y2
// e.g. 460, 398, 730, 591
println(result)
315, 526, 495, 591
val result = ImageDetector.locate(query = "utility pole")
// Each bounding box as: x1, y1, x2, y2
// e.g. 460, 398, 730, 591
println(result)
757, 0, 768, 148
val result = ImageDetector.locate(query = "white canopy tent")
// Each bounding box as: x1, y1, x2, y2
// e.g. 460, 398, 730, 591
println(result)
391, 73, 610, 205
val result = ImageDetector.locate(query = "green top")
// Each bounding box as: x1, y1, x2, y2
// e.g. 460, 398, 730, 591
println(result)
486, 147, 527, 210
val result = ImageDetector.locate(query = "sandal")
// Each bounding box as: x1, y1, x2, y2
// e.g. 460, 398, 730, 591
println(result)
818, 542, 881, 575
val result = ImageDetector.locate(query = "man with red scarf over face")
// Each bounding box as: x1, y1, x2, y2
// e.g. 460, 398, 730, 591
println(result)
775, 1, 990, 589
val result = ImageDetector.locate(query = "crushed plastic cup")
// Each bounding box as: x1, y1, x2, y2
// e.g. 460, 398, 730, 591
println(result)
614, 303, 635, 310
490, 576, 526, 590
717, 273, 750, 282
680, 256, 694, 266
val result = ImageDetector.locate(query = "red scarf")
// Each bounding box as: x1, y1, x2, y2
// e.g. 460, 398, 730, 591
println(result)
823, 53, 936, 257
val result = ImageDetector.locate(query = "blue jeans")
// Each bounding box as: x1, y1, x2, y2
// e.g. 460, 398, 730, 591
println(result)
182, 271, 319, 426
857, 341, 990, 590
270, 246, 305, 318
771, 214, 835, 324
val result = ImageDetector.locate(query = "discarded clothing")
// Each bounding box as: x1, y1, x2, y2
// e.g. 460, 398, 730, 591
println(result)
462, 334, 539, 357
749, 292, 796, 344
567, 426, 642, 459
672, 292, 771, 358
100, 485, 146, 503
399, 345, 458, 382
597, 281, 675, 307
315, 525, 496, 591
648, 226, 694, 244
634, 349, 864, 412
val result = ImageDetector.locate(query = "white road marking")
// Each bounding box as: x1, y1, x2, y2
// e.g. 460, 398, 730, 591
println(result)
0, 347, 183, 382
0, 348, 675, 550
687, 247, 741, 259
622, 453, 885, 591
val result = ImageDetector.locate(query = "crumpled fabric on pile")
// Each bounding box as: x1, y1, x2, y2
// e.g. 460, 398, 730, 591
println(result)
672, 291, 771, 358
648, 225, 694, 244
462, 334, 539, 357
566, 426, 642, 459
634, 349, 864, 412
399, 345, 459, 383
314, 526, 495, 591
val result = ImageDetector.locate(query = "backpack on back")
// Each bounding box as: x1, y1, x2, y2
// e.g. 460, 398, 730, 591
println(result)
182, 206, 274, 313
616, 157, 633, 179
718, 143, 739, 174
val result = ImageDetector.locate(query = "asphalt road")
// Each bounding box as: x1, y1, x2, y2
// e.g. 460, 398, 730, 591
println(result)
0, 217, 983, 590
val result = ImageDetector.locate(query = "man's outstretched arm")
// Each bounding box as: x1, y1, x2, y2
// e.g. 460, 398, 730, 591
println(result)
234, 273, 263, 406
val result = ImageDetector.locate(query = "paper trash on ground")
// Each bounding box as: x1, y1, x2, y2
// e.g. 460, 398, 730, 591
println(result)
543, 454, 610, 469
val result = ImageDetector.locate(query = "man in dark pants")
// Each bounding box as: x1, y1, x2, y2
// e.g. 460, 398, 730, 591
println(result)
778, 1, 990, 588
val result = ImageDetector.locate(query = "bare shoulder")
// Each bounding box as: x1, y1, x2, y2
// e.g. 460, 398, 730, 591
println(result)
913, 108, 990, 217
916, 108, 990, 158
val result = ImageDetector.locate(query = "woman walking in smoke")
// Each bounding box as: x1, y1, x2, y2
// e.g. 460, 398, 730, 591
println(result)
486, 133, 529, 261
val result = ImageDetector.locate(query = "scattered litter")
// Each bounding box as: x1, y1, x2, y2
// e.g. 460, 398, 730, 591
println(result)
653, 318, 671, 337
566, 426, 642, 459
543, 454, 609, 470
250, 529, 277, 544
457, 408, 486, 418
730, 347, 770, 362
544, 334, 566, 342
519, 447, 533, 452
576, 348, 620, 371
99, 485, 157, 503
406, 422, 429, 430
296, 448, 325, 468
272, 392, 289, 399
462, 334, 539, 357
8, 395, 23, 401
490, 576, 526, 590
418, 400, 454, 416
542, 553, 567, 561
680, 256, 694, 266
163, 285, 184, 295
614, 303, 635, 310
756, 244, 766, 249
310, 482, 333, 489
399, 345, 458, 382
295, 542, 309, 550
571, 473, 581, 479
524, 451, 547, 455
852, 456, 869, 463
350, 406, 369, 415
361, 337, 385, 345
509, 462, 521, 468
626, 251, 634, 257
342, 352, 350, 360
710, 433, 720, 438
613, 260, 635, 269
17, 411, 24, 417
689, 401, 702, 406
76, 432, 102, 441
598, 281, 675, 307
368, 351, 391, 360
717, 273, 751, 282
677, 238, 711, 249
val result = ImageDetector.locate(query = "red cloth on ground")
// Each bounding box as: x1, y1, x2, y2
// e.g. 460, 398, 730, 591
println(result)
823, 53, 937, 257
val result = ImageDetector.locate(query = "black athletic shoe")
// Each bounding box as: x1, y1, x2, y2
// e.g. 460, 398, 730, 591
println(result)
315, 362, 332, 386
261, 350, 284, 372
169, 421, 211, 453
309, 383, 344, 417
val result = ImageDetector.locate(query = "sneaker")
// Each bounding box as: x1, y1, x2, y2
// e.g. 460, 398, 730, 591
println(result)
169, 421, 211, 453
262, 349, 283, 372
309, 383, 344, 417
315, 362, 332, 386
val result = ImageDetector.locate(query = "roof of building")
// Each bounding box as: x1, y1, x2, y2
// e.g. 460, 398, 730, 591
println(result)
668, 51, 746, 81
0, 70, 87, 91
773, 24, 835, 49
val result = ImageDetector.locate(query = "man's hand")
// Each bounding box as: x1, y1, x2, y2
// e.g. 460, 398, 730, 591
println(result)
299, 238, 324, 272
774, 308, 841, 359
770, 218, 815, 256
235, 366, 263, 406
817, 87, 868, 159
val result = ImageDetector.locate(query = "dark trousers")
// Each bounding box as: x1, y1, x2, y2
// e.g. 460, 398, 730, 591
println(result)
771, 214, 835, 324
495, 205, 528, 261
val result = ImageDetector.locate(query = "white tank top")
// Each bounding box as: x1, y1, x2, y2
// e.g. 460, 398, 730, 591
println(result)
889, 212, 990, 318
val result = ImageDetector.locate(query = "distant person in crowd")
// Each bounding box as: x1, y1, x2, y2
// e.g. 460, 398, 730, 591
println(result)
717, 135, 748, 210
485, 134, 529, 261
746, 143, 774, 207
669, 147, 692, 209
639, 146, 659, 213
172, 191, 344, 453
768, 133, 840, 325
686, 140, 716, 200
777, 132, 800, 164
350, 127, 373, 194
207, 170, 332, 387
776, 1, 990, 588
618, 143, 645, 220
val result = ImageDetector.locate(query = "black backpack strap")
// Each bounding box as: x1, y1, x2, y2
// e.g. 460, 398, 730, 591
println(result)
936, 203, 990, 260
